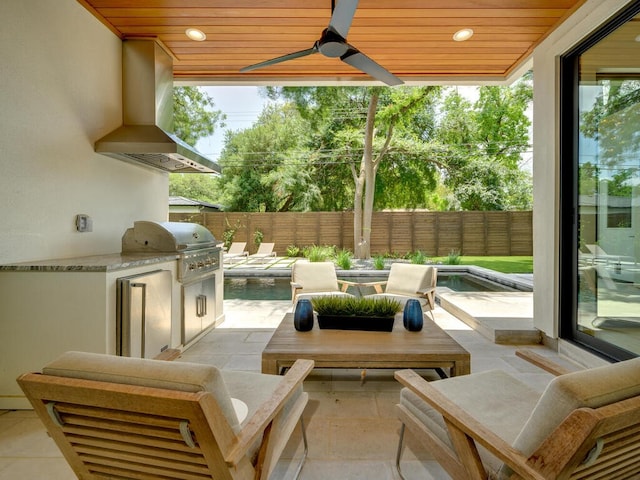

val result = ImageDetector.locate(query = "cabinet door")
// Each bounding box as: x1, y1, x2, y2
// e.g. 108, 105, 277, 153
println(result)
200, 277, 216, 330
182, 277, 216, 345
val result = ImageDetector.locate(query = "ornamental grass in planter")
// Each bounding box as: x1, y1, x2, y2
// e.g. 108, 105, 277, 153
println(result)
311, 296, 401, 332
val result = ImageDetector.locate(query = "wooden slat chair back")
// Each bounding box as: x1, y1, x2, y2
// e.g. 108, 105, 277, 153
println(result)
395, 351, 640, 480
18, 352, 314, 480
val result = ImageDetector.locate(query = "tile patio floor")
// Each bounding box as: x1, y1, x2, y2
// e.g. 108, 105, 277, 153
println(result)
0, 298, 572, 480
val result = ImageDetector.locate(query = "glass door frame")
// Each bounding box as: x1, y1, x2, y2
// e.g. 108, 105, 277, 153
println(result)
559, 1, 640, 361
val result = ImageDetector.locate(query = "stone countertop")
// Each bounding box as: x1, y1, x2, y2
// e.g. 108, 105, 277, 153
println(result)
0, 253, 178, 273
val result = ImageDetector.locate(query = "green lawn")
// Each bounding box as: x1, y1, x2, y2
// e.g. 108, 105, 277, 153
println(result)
434, 256, 533, 274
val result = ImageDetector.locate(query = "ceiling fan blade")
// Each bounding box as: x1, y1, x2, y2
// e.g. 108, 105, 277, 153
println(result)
328, 0, 359, 39
240, 47, 317, 72
341, 49, 404, 86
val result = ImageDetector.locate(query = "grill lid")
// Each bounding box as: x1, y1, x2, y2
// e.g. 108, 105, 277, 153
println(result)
122, 221, 217, 253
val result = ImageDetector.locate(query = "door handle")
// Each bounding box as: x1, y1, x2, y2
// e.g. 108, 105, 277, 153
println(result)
131, 282, 147, 357
196, 294, 207, 317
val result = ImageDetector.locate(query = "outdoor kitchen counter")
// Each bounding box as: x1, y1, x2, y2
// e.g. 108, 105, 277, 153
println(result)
0, 253, 182, 410
0, 252, 178, 272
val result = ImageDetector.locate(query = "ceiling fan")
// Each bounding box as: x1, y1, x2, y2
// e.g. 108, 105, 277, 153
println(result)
240, 0, 403, 86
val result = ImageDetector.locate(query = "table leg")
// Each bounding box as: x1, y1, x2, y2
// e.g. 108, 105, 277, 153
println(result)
262, 357, 278, 375
451, 359, 471, 377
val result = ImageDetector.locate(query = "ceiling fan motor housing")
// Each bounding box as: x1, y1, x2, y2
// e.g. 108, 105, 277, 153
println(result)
318, 28, 349, 57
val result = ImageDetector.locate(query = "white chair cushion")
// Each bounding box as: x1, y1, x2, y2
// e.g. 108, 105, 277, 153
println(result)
512, 356, 640, 457
384, 264, 435, 297
43, 351, 240, 431
400, 370, 540, 476
292, 261, 339, 293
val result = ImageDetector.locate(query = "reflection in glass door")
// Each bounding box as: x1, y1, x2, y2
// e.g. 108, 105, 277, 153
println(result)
571, 7, 640, 358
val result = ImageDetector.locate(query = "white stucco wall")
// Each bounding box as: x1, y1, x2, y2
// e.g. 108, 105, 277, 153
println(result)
532, 0, 634, 338
0, 0, 169, 265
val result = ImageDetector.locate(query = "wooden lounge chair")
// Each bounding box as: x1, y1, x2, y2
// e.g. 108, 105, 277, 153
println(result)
17, 351, 314, 480
224, 242, 249, 263
363, 263, 437, 320
290, 261, 355, 304
394, 350, 640, 480
249, 243, 277, 263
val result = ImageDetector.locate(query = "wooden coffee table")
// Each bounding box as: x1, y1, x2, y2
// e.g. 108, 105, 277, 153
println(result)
262, 313, 471, 377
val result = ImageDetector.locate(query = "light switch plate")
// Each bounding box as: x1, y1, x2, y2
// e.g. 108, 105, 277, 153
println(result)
76, 214, 93, 232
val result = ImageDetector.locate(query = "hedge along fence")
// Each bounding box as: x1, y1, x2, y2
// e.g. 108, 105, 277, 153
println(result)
169, 211, 533, 257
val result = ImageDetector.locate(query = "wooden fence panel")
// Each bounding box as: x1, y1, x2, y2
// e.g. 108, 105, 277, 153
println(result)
511, 211, 533, 256
437, 212, 462, 256
388, 212, 415, 255
486, 212, 511, 256
272, 213, 296, 254
413, 213, 438, 256
462, 212, 488, 256
169, 211, 532, 256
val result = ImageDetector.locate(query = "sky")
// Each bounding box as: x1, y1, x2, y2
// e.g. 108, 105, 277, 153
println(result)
195, 86, 271, 160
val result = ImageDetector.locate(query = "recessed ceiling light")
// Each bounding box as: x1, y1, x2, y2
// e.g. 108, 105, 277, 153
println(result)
185, 28, 206, 42
453, 28, 474, 42
635, 34, 640, 42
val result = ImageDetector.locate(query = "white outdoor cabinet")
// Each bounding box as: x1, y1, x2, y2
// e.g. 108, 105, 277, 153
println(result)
0, 256, 180, 410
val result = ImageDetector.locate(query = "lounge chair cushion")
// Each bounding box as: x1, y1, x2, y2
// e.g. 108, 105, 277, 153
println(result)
400, 370, 541, 476
292, 262, 339, 292
43, 351, 240, 431
221, 369, 304, 431
511, 356, 640, 457
385, 263, 435, 297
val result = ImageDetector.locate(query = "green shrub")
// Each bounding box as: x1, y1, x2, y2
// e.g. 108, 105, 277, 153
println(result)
286, 245, 301, 257
410, 250, 428, 265
253, 229, 264, 247
335, 249, 352, 270
373, 255, 386, 270
445, 249, 461, 265
304, 244, 335, 262
311, 296, 401, 317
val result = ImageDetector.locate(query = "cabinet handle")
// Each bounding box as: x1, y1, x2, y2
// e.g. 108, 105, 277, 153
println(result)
196, 294, 207, 317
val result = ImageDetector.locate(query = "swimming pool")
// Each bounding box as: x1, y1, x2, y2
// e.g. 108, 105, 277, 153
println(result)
224, 272, 522, 301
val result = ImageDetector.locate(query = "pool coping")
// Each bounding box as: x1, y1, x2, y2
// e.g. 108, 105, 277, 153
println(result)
223, 263, 533, 292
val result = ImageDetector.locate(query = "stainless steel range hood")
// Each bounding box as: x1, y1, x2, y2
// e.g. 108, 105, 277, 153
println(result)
95, 40, 220, 174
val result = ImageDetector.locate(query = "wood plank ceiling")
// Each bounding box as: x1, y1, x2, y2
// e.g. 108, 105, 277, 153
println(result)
77, 0, 586, 84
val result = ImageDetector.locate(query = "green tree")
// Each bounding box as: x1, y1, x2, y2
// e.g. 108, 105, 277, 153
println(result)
436, 78, 533, 210
267, 86, 440, 258
169, 87, 226, 201
169, 174, 220, 204
217, 103, 321, 212
173, 87, 225, 147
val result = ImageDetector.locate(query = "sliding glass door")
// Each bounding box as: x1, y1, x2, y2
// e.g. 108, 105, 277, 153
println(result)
560, 4, 640, 360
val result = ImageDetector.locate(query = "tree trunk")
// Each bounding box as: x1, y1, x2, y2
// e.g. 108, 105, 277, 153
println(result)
354, 92, 379, 259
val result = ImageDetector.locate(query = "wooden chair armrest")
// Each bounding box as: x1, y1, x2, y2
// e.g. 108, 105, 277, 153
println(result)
394, 369, 547, 480
515, 349, 576, 376
227, 359, 314, 465
349, 280, 387, 294
416, 286, 436, 297
337, 279, 360, 292
350, 280, 387, 287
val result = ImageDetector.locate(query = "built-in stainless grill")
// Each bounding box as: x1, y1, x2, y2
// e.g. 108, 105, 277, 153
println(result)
121, 221, 223, 347
122, 221, 221, 282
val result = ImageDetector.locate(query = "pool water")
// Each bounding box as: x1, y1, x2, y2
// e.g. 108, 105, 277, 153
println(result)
224, 273, 514, 301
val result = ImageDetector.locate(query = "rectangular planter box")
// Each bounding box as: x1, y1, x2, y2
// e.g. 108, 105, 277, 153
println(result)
317, 315, 395, 332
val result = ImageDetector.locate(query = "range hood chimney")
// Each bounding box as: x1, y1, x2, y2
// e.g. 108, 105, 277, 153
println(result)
95, 40, 220, 173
